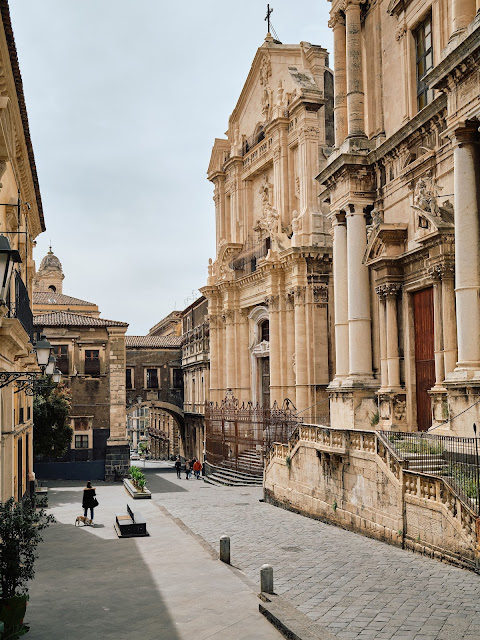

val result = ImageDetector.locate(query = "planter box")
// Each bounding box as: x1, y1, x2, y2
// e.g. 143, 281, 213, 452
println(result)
123, 478, 151, 499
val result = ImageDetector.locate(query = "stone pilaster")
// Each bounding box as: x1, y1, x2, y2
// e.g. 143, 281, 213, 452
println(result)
293, 286, 309, 413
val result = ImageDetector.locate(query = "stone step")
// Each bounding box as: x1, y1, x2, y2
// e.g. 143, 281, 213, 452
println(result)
216, 465, 263, 480
205, 468, 263, 487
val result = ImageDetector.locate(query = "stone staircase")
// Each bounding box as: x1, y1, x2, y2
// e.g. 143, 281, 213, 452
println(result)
205, 449, 264, 486
404, 454, 447, 475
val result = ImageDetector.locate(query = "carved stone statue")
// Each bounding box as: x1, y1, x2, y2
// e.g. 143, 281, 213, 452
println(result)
414, 175, 441, 217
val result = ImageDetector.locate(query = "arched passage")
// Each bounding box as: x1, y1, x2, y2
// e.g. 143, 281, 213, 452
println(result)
126, 400, 185, 459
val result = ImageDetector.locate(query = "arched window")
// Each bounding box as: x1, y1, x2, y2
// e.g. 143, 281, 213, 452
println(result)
48, 285, 56, 292
260, 319, 269, 342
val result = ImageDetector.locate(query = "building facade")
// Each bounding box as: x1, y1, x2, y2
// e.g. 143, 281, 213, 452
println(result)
0, 0, 45, 503
202, 36, 335, 423
125, 334, 183, 459
182, 296, 209, 461
319, 0, 480, 435
33, 251, 129, 480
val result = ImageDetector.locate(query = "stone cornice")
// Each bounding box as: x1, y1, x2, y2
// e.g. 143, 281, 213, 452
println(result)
424, 17, 480, 90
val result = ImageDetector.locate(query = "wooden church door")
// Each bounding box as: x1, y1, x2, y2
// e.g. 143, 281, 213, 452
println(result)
413, 288, 435, 431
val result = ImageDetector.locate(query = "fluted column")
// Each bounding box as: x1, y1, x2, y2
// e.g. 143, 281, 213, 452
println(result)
330, 12, 347, 147
346, 205, 372, 376
332, 212, 349, 378
294, 286, 309, 412
452, 128, 480, 369
345, 0, 365, 138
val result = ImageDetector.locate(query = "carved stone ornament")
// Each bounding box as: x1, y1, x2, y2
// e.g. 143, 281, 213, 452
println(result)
291, 210, 303, 235
375, 283, 402, 298
413, 174, 441, 217
259, 55, 272, 86
313, 285, 328, 303
393, 397, 407, 422
396, 24, 407, 40
428, 263, 455, 281
367, 208, 384, 239
265, 295, 279, 311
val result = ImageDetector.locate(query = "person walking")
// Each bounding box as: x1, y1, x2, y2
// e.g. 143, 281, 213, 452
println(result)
185, 459, 191, 480
193, 459, 202, 479
82, 481, 97, 523
175, 456, 182, 479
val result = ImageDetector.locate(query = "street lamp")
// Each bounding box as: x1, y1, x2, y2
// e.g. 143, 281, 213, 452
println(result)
45, 354, 56, 376
34, 335, 52, 368
52, 368, 61, 384
0, 234, 21, 303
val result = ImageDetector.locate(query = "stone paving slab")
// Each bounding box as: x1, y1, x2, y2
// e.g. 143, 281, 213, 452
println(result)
148, 464, 480, 640
26, 478, 283, 640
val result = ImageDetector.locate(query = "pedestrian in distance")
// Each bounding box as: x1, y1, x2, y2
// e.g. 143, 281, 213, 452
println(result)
82, 481, 98, 522
193, 459, 202, 479
185, 459, 191, 480
175, 456, 182, 479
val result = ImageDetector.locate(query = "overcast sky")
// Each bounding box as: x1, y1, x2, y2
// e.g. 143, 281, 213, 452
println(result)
9, 0, 332, 335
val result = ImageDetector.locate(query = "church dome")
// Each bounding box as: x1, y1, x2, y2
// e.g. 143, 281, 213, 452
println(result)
38, 248, 63, 273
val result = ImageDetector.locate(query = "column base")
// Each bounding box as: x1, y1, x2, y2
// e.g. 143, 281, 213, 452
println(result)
442, 378, 480, 437
329, 379, 379, 430
376, 390, 407, 431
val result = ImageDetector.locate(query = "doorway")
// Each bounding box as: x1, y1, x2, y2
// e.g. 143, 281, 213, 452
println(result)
260, 356, 270, 408
413, 288, 435, 431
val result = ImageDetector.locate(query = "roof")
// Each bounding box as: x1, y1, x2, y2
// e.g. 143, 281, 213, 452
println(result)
126, 335, 182, 349
33, 291, 96, 306
0, 0, 44, 231
33, 312, 128, 328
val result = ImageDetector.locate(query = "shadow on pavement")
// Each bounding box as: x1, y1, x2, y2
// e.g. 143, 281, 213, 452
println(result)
27, 520, 181, 640
143, 468, 187, 494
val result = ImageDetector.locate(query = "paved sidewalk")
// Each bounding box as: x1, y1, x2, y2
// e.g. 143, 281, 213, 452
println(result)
149, 464, 480, 640
26, 477, 283, 640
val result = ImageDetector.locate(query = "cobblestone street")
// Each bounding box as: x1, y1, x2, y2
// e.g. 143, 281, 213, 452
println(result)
149, 464, 480, 640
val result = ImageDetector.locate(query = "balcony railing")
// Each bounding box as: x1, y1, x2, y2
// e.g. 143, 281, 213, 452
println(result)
7, 270, 33, 343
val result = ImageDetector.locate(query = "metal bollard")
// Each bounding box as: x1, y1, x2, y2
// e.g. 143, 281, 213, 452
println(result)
260, 564, 274, 594
220, 535, 230, 564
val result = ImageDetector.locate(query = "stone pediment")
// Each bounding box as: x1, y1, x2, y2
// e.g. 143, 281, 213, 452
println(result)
412, 202, 454, 243
364, 224, 408, 265
207, 138, 230, 178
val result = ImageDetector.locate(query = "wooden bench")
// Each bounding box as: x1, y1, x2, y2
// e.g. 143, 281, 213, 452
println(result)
114, 503, 148, 538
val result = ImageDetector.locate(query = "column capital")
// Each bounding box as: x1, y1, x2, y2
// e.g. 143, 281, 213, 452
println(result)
265, 294, 279, 311
375, 283, 402, 298
428, 263, 455, 281
332, 211, 347, 226
328, 11, 345, 29
450, 125, 479, 147
343, 0, 362, 10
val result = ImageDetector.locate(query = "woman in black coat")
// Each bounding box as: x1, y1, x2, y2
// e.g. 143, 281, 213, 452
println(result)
82, 481, 97, 521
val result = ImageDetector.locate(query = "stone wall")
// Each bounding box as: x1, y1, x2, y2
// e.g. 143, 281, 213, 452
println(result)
264, 425, 479, 572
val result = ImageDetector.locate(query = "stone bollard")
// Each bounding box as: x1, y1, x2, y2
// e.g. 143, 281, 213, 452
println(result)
260, 564, 274, 594
220, 535, 230, 564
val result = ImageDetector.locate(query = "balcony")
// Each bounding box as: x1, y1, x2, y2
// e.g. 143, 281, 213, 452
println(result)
6, 270, 33, 343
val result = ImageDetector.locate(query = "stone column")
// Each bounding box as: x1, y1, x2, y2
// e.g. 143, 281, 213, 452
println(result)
268, 294, 281, 405
451, 0, 476, 37
441, 267, 457, 376
329, 12, 348, 147
285, 291, 296, 399
375, 287, 388, 388
346, 205, 372, 376
345, 0, 365, 138
431, 273, 445, 387
294, 286, 309, 412
332, 213, 349, 379
385, 285, 401, 388
238, 309, 250, 404
224, 310, 236, 390
452, 127, 480, 369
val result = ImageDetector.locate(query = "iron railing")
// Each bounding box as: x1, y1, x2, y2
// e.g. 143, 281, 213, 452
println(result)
7, 270, 33, 343
379, 430, 480, 515
205, 393, 299, 476
229, 238, 270, 278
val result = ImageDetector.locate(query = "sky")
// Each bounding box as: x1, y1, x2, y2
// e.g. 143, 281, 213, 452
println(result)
9, 0, 332, 335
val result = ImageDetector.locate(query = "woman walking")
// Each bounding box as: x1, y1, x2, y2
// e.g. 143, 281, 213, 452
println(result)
82, 481, 97, 522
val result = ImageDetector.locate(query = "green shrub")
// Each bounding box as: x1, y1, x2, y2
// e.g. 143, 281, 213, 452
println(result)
129, 466, 147, 492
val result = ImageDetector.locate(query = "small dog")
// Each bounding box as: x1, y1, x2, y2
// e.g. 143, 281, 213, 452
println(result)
75, 515, 92, 526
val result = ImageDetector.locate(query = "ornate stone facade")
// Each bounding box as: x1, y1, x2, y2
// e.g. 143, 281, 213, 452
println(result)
318, 0, 480, 435
201, 36, 334, 422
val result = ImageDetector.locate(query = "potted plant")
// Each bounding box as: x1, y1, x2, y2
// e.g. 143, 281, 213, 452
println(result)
0, 497, 54, 639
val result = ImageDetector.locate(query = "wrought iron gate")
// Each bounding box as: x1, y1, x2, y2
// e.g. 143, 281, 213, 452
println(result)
205, 391, 299, 475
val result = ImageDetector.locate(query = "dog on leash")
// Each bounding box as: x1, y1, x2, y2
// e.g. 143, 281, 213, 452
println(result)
75, 515, 92, 526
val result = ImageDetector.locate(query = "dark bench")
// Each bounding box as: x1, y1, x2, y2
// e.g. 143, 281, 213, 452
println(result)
115, 504, 148, 538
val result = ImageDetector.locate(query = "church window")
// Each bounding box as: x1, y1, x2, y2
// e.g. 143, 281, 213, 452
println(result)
260, 319, 269, 342
53, 345, 69, 375
84, 349, 100, 376
146, 368, 159, 389
415, 14, 433, 111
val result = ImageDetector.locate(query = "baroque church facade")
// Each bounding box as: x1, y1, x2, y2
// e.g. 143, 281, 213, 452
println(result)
202, 36, 335, 422
319, 0, 480, 435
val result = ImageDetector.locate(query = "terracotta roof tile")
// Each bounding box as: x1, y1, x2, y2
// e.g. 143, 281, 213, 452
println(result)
126, 335, 182, 348
33, 312, 128, 328
33, 291, 96, 306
